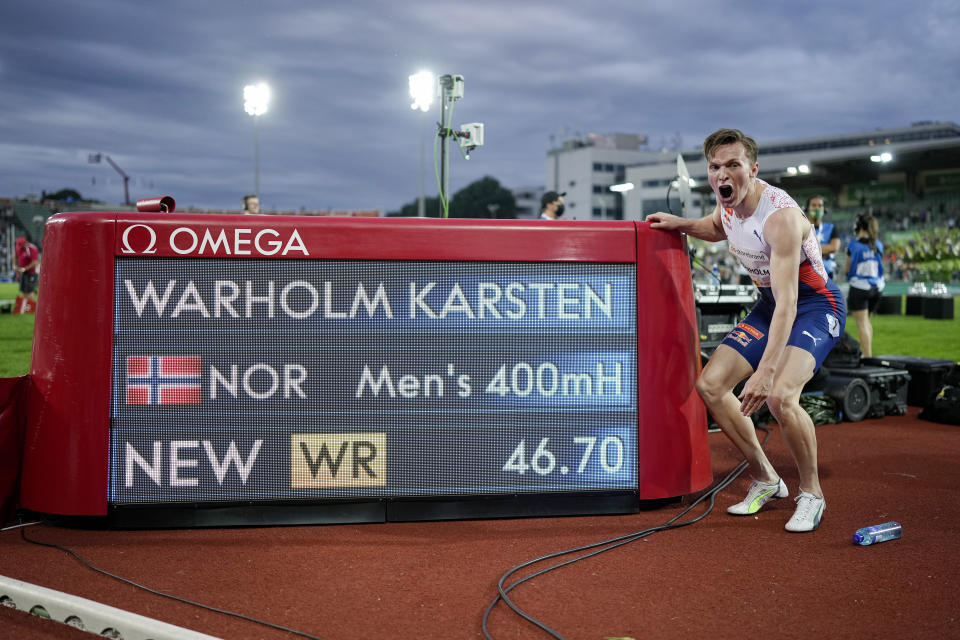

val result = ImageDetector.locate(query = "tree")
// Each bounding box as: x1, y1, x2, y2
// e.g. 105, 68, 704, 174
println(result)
386, 196, 442, 217
43, 188, 85, 202
449, 176, 517, 218
387, 176, 517, 218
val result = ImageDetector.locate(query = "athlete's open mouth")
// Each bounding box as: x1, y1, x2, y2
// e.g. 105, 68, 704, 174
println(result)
719, 185, 733, 199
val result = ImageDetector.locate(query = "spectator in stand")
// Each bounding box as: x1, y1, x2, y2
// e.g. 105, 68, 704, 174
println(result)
243, 194, 261, 215
806, 196, 840, 280
539, 191, 565, 220
15, 236, 40, 302
845, 214, 885, 358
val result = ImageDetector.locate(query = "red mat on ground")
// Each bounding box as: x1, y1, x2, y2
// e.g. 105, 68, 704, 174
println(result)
2, 408, 958, 639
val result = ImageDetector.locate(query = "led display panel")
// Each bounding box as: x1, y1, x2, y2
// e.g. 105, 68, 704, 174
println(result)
109, 259, 638, 504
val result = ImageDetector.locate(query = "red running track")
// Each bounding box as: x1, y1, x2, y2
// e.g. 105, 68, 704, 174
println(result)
2, 408, 958, 639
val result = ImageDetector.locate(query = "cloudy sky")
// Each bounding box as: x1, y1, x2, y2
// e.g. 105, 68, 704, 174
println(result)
1, 1, 957, 212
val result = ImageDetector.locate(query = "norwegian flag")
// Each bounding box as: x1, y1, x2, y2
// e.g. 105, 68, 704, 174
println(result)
126, 356, 202, 405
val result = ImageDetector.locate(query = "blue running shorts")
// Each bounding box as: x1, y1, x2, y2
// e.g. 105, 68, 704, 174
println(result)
720, 286, 846, 373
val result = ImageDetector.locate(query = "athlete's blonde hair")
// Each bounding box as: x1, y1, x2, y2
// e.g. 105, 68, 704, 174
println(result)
703, 129, 759, 165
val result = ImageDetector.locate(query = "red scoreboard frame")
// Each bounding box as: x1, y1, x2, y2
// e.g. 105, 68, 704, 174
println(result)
20, 211, 711, 525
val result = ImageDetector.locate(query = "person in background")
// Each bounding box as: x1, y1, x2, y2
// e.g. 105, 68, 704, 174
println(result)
14, 236, 40, 302
540, 191, 565, 220
845, 214, 885, 358
806, 196, 840, 280
647, 128, 845, 533
243, 194, 261, 215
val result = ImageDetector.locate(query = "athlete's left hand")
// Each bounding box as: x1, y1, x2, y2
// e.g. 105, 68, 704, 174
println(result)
738, 367, 774, 416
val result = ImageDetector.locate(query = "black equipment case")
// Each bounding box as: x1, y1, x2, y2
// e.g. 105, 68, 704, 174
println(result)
823, 332, 861, 369
861, 355, 957, 407
876, 295, 902, 315
825, 365, 910, 421
695, 284, 757, 357
922, 296, 954, 319
905, 294, 924, 315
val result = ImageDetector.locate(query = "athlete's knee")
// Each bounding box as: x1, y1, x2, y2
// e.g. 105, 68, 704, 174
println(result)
695, 372, 728, 408
767, 385, 802, 424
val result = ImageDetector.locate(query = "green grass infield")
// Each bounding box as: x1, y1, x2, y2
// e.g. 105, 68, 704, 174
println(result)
0, 284, 957, 378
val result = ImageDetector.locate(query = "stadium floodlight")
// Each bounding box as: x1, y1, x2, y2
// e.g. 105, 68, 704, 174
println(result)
408, 71, 434, 112
409, 71, 435, 217
609, 182, 634, 193
243, 82, 271, 204
871, 152, 894, 163
798, 164, 811, 174
243, 82, 271, 116
786, 166, 798, 176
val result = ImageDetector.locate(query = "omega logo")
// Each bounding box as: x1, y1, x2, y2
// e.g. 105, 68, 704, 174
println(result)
118, 224, 309, 257
120, 224, 158, 254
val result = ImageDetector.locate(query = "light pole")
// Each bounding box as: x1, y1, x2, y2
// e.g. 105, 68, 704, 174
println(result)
409, 71, 434, 217
88, 153, 131, 205
436, 74, 464, 217
243, 82, 270, 204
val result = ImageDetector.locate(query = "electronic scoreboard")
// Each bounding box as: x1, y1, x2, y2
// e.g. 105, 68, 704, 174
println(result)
20, 208, 710, 526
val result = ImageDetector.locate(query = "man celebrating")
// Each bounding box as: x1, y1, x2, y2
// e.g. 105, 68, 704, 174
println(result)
806, 196, 840, 280
647, 129, 845, 533
540, 191, 565, 220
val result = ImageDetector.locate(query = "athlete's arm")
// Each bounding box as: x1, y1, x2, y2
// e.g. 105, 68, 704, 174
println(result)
737, 207, 804, 416
646, 203, 726, 242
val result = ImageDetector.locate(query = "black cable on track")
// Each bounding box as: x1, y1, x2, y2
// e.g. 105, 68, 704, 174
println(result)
481, 426, 770, 639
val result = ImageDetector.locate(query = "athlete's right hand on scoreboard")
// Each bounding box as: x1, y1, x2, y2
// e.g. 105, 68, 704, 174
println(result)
645, 212, 682, 229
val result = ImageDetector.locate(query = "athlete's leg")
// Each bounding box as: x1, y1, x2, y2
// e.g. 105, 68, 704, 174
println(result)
852, 308, 872, 358
766, 346, 822, 497
696, 345, 779, 483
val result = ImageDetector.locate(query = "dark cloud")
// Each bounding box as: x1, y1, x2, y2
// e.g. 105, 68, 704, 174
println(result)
0, 1, 956, 210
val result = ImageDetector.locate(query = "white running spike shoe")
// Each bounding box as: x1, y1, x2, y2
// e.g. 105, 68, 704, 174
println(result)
727, 477, 789, 515
785, 491, 826, 532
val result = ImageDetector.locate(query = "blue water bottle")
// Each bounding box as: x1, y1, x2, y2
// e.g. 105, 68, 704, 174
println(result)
852, 521, 902, 546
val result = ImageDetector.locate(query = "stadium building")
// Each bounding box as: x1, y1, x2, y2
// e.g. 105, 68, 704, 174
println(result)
545, 121, 960, 227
